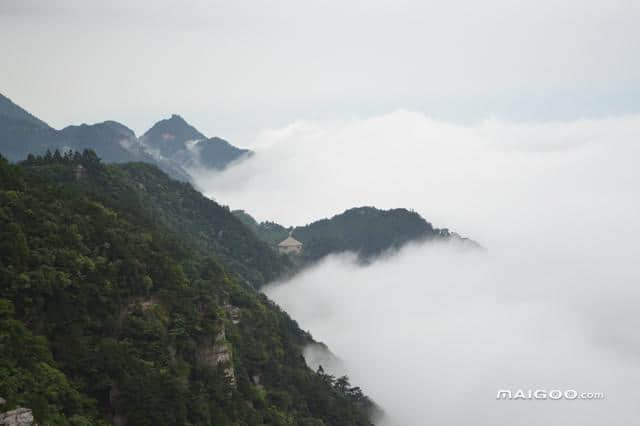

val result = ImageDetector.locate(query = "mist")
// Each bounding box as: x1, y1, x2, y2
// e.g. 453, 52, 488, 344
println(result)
193, 112, 640, 425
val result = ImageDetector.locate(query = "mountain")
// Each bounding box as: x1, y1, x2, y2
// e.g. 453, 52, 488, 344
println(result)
59, 121, 141, 162
0, 94, 63, 162
0, 93, 49, 128
139, 114, 206, 157
234, 210, 291, 246
58, 121, 194, 183
0, 93, 192, 182
0, 151, 377, 425
140, 115, 251, 170
0, 93, 136, 163
235, 206, 480, 263
0, 93, 250, 182
100, 161, 289, 288
193, 137, 251, 169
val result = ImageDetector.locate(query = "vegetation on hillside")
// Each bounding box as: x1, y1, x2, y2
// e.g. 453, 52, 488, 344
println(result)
93, 161, 291, 288
294, 207, 452, 262
234, 206, 475, 264
233, 210, 290, 247
0, 150, 377, 425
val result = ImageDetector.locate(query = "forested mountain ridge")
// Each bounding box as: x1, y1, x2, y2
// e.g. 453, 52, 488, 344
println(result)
234, 206, 479, 263
99, 161, 289, 288
0, 93, 250, 183
0, 151, 377, 425
234, 210, 291, 247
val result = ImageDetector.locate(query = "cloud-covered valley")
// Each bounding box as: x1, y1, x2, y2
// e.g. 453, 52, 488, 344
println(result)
193, 112, 640, 425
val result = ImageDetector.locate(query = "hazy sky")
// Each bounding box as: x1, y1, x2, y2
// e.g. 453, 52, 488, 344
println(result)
2, 0, 640, 143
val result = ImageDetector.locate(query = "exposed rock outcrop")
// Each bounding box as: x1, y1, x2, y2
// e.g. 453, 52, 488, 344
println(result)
224, 303, 241, 324
109, 385, 127, 426
196, 326, 236, 386
0, 407, 35, 426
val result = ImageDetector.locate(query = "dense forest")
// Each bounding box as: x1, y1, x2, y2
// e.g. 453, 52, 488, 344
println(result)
89, 160, 290, 289
234, 207, 476, 264
0, 150, 378, 425
233, 211, 290, 247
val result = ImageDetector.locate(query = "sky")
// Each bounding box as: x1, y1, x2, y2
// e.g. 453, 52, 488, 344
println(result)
1, 0, 640, 144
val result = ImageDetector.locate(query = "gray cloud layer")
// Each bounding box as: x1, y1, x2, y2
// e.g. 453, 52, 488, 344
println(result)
194, 112, 640, 425
2, 0, 640, 140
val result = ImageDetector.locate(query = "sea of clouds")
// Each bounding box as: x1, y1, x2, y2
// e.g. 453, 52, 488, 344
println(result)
193, 112, 640, 425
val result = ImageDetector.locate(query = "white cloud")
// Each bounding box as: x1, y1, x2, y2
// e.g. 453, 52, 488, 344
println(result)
265, 241, 640, 425
195, 112, 640, 248
195, 112, 640, 425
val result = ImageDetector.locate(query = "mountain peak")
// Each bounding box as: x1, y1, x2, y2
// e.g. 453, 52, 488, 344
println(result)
145, 114, 205, 138
61, 120, 136, 140
0, 97, 250, 175
141, 114, 206, 156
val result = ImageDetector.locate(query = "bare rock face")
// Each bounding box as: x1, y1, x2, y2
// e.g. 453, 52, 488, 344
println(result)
109, 385, 127, 426
0, 407, 36, 426
196, 326, 236, 386
224, 303, 241, 324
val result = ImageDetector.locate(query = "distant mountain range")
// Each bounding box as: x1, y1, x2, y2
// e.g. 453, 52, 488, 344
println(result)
0, 93, 250, 182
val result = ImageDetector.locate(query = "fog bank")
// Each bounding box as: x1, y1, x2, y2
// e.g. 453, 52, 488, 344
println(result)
266, 242, 640, 425
194, 112, 640, 425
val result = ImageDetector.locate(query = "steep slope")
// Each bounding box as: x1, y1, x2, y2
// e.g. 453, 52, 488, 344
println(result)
0, 93, 49, 128
100, 161, 290, 288
0, 94, 63, 162
235, 206, 479, 263
0, 152, 377, 425
234, 209, 291, 246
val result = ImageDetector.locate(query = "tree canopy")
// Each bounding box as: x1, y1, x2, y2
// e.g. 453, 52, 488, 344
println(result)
0, 151, 377, 425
